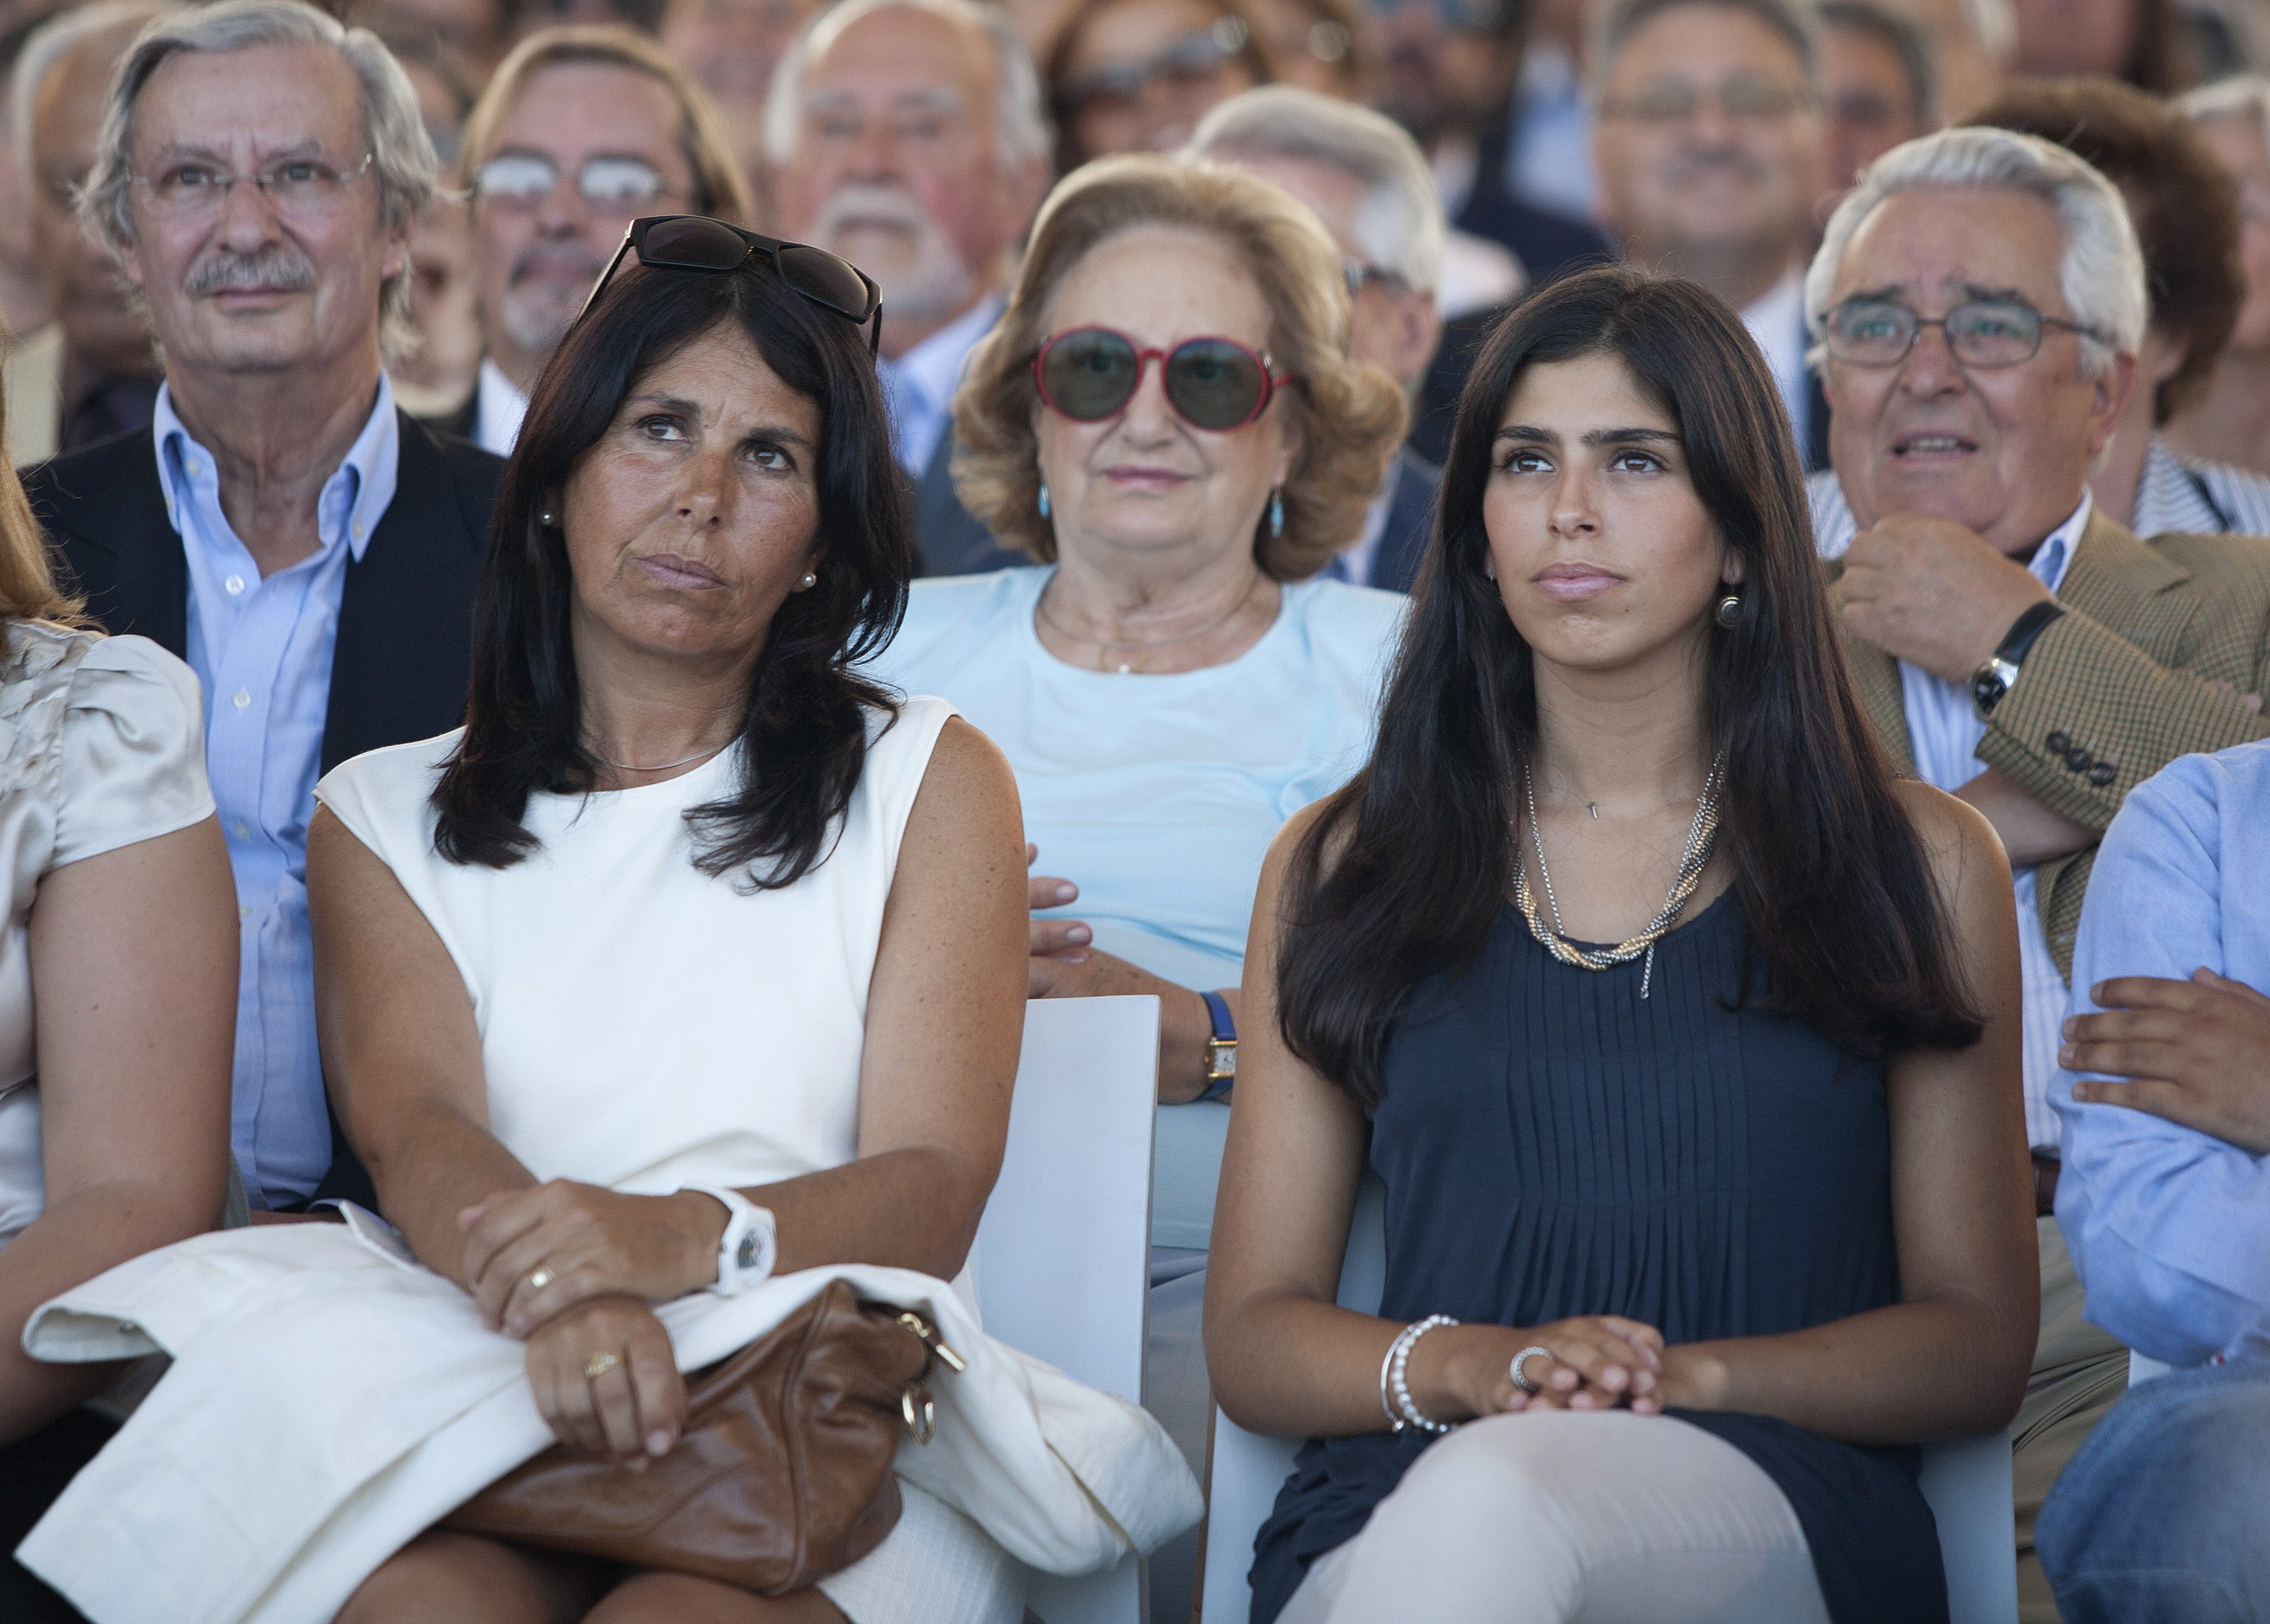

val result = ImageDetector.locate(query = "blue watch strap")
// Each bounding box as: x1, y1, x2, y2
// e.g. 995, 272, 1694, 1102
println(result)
1197, 991, 1237, 1102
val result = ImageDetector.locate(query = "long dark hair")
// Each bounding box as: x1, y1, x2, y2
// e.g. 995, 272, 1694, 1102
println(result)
431, 254, 912, 885
1277, 266, 1981, 1104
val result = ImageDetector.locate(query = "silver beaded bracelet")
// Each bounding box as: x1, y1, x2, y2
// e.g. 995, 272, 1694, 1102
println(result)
1382, 1314, 1458, 1434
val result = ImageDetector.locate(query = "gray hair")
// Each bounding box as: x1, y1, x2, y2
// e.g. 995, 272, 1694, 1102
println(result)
1588, 0, 1825, 100
2178, 71, 2270, 155
1804, 125, 2148, 380
1185, 85, 1445, 295
13, 0, 178, 166
79, 0, 438, 359
764, 0, 1052, 171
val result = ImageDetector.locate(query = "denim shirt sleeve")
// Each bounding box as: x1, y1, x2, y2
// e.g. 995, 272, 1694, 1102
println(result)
2052, 747, 2270, 1368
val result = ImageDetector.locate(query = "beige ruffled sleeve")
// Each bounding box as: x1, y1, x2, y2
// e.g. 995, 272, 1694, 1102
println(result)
49, 634, 215, 870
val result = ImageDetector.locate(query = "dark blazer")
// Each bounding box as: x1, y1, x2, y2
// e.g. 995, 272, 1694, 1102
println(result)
29, 409, 505, 1208
1364, 449, 1443, 594
913, 428, 1029, 578
1453, 185, 1615, 291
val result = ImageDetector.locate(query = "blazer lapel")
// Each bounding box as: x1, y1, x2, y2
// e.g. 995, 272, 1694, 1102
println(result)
321, 412, 485, 771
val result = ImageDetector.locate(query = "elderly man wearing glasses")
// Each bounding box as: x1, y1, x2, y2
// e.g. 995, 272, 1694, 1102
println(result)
447, 24, 751, 455
23, 0, 505, 1215
1809, 123, 2270, 1619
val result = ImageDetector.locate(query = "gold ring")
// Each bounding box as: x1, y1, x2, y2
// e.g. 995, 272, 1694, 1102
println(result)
528, 1267, 553, 1292
583, 1349, 622, 1381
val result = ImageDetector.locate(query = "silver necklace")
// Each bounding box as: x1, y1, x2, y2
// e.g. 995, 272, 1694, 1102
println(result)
587, 740, 731, 773
1513, 754, 1726, 999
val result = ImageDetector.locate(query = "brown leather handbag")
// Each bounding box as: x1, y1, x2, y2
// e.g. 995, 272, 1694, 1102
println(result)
442, 1280, 964, 1594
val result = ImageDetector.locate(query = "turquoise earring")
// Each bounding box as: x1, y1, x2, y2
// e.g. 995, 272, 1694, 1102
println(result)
1038, 481, 1051, 519
1268, 487, 1285, 538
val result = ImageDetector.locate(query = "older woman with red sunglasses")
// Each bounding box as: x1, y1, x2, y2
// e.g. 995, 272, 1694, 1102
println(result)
861, 152, 1404, 1602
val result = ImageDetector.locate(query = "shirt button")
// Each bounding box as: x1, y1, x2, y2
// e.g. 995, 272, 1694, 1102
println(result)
351, 520, 366, 541
231, 820, 251, 840
237, 904, 251, 921
224, 573, 245, 596
186, 457, 201, 478
232, 688, 251, 710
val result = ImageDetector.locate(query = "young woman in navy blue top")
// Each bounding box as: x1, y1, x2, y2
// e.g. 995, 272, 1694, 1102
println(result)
1205, 266, 2039, 1624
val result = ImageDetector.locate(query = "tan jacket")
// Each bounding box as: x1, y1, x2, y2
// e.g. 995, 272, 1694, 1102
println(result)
1830, 511, 2270, 981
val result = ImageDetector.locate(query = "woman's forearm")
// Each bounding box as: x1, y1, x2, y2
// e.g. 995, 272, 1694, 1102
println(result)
353, 1095, 536, 1290
1673, 1291, 2033, 1444
0, 1178, 223, 1446
751, 1145, 1000, 1284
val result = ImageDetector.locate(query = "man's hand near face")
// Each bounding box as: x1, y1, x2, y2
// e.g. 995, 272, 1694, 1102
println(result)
1838, 512, 2055, 683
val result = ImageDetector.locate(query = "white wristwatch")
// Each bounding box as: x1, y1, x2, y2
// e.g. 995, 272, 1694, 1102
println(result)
684, 1185, 778, 1296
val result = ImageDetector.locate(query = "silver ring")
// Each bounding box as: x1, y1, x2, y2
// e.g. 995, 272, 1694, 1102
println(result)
527, 1267, 553, 1292
1509, 1344, 1554, 1395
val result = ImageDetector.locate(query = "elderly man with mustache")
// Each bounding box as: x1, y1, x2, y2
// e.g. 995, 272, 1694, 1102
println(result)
770, 0, 1053, 574
24, 0, 504, 1213
1590, 0, 1834, 467
447, 24, 750, 455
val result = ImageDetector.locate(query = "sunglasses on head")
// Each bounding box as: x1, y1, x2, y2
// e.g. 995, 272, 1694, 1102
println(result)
573, 214, 884, 354
1033, 327, 1289, 432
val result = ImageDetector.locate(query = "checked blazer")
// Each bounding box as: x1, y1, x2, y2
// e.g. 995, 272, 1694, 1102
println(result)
1830, 510, 2270, 982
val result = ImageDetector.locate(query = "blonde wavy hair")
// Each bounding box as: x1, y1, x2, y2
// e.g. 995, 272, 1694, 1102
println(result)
950, 153, 1407, 577
0, 372, 76, 624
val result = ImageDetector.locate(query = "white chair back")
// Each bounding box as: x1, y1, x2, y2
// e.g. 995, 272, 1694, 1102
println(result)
976, 995, 1161, 1624
1200, 1179, 2019, 1623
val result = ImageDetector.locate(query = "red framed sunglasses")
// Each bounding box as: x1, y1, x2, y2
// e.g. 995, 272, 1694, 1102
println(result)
1033, 327, 1290, 431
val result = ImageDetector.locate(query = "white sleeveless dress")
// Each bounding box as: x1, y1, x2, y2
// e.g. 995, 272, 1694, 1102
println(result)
316, 695, 1016, 1618
16, 694, 1213, 1624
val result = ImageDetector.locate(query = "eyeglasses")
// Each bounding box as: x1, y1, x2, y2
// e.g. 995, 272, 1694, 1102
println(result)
1033, 327, 1289, 430
1362, 0, 1512, 31
474, 153, 675, 214
1343, 258, 1411, 296
1059, 19, 1249, 115
1823, 295, 2108, 369
1599, 75, 1812, 123
129, 152, 375, 224
575, 214, 883, 354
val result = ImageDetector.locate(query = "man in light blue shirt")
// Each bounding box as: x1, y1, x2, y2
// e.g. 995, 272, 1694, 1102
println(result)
31, 0, 504, 1211
2039, 739, 2270, 1621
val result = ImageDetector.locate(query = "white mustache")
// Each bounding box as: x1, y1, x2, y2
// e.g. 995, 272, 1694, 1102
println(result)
184, 244, 316, 296
808, 182, 932, 241
508, 242, 606, 288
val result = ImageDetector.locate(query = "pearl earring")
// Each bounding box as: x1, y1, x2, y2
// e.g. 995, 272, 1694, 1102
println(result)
1037, 480, 1052, 519
1484, 556, 1497, 582
540, 510, 556, 527
1714, 592, 1743, 628
799, 571, 817, 590
1268, 487, 1285, 538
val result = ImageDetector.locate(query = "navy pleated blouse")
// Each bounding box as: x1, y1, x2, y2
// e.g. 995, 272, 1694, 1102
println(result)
1248, 890, 1948, 1624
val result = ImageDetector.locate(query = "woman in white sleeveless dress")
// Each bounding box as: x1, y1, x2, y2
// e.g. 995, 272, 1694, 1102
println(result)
312, 228, 1031, 1622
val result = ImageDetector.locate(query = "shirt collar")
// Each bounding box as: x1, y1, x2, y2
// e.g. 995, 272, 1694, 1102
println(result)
876, 293, 1002, 420
477, 357, 531, 459
152, 373, 398, 564
1739, 266, 1809, 397
2029, 491, 2090, 596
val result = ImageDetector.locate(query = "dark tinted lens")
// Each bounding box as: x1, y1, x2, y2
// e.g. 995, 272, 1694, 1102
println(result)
639, 215, 751, 270
1042, 329, 1141, 419
776, 244, 877, 320
1163, 338, 1266, 428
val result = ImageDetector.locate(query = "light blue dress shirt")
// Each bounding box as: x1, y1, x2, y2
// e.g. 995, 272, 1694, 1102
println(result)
2053, 739, 2270, 1370
862, 567, 1407, 1249
874, 295, 1001, 480
157, 376, 400, 1208
1814, 485, 2090, 1150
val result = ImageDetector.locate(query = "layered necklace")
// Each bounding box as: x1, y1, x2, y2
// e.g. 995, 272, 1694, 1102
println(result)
1512, 753, 1727, 1000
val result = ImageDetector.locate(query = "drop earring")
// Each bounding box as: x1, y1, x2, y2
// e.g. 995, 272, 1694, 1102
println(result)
1484, 556, 1497, 582
1714, 591, 1743, 628
1037, 481, 1051, 519
1268, 487, 1285, 538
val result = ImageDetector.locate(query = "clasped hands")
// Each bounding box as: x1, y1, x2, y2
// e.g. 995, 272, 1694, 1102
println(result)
456, 1180, 732, 1467
2061, 969, 2270, 1154
1411, 1316, 1725, 1423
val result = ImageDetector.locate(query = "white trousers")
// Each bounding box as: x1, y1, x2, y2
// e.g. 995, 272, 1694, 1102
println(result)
1279, 1411, 1834, 1624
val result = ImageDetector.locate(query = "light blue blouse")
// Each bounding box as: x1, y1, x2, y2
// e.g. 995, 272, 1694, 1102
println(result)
864, 567, 1406, 1248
